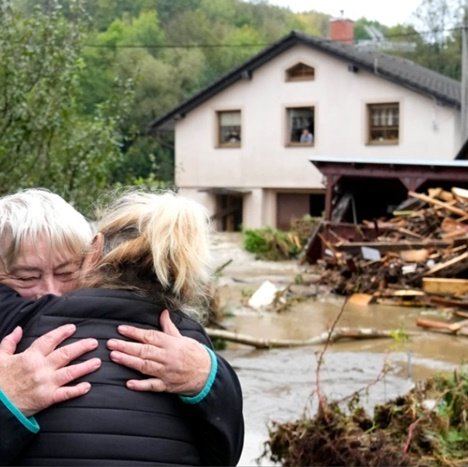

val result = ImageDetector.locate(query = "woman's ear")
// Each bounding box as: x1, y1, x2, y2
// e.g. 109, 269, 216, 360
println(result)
81, 232, 104, 273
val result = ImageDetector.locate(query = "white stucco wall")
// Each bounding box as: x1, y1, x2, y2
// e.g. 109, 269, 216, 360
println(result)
173, 43, 460, 228
175, 43, 459, 192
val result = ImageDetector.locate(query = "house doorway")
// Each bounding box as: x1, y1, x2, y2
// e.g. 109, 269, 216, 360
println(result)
276, 192, 324, 230
215, 194, 243, 231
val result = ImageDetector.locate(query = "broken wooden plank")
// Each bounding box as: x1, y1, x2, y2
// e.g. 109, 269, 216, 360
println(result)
424, 251, 468, 276
347, 293, 374, 306
416, 318, 468, 336
334, 239, 451, 254
416, 317, 468, 331
430, 187, 454, 202
362, 221, 424, 239
394, 227, 425, 239
429, 295, 468, 309
422, 277, 468, 296
408, 191, 468, 218
440, 218, 468, 241
318, 232, 343, 263
400, 249, 429, 262
375, 297, 428, 307
388, 289, 426, 297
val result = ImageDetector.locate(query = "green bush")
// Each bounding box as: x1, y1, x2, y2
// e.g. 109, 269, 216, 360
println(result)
242, 216, 319, 261
243, 227, 297, 261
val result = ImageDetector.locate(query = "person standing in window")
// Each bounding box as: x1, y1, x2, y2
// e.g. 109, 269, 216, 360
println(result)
300, 127, 313, 144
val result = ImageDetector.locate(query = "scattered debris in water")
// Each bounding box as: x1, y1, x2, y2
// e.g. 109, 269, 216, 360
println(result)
264, 369, 468, 466
262, 298, 468, 466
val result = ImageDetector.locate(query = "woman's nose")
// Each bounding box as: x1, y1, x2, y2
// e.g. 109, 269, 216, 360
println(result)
36, 276, 63, 297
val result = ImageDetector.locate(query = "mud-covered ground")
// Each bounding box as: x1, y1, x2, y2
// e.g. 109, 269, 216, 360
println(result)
211, 232, 466, 466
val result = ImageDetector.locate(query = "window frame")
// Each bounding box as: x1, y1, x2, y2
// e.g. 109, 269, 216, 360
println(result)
367, 102, 400, 145
286, 62, 315, 82
286, 106, 315, 147
217, 110, 241, 148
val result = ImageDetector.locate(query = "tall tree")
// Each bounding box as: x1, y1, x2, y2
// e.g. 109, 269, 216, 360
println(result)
403, 0, 464, 79
0, 0, 130, 213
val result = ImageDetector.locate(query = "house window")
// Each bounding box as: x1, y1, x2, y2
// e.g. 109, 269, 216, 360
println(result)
218, 110, 241, 147
367, 103, 399, 144
286, 63, 315, 81
287, 107, 314, 145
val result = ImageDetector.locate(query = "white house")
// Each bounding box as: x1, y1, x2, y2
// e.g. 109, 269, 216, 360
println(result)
150, 28, 461, 231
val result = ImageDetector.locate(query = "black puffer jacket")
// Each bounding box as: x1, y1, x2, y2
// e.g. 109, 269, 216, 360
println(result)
0, 285, 244, 466
0, 399, 36, 465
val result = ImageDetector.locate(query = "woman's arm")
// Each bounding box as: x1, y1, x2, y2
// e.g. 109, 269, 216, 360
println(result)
179, 352, 244, 466
0, 284, 37, 337
0, 325, 101, 464
107, 309, 244, 466
0, 394, 37, 466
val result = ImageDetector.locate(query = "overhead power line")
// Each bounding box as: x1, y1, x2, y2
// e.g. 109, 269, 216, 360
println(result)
83, 26, 464, 50
85, 42, 268, 49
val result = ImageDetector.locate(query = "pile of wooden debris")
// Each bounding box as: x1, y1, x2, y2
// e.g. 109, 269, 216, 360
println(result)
305, 188, 468, 301
304, 187, 468, 336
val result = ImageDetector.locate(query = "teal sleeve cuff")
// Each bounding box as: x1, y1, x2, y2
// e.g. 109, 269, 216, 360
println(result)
0, 388, 40, 433
180, 346, 218, 405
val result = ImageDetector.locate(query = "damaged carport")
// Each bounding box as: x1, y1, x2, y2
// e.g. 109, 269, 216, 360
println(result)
310, 156, 468, 222
305, 156, 468, 263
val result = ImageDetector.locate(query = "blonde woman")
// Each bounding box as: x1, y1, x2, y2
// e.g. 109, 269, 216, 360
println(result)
0, 190, 243, 466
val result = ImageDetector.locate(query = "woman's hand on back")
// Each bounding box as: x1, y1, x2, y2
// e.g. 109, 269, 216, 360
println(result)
0, 325, 101, 416
107, 309, 211, 395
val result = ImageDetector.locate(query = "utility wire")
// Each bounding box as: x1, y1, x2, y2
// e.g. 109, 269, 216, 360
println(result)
83, 25, 464, 49
85, 43, 268, 48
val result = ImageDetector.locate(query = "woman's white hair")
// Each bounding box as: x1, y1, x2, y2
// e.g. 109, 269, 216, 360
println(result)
0, 188, 93, 268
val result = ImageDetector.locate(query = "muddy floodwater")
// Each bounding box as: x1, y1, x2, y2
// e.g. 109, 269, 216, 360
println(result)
211, 233, 467, 466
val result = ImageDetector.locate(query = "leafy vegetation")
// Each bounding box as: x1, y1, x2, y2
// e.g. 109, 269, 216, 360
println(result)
0, 0, 464, 210
243, 215, 319, 260
0, 1, 132, 214
387, 0, 464, 80
265, 368, 468, 466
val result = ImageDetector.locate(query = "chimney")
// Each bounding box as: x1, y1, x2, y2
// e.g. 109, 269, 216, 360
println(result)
329, 18, 354, 45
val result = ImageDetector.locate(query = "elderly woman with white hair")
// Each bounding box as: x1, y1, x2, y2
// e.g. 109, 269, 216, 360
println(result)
0, 189, 94, 299
0, 189, 244, 466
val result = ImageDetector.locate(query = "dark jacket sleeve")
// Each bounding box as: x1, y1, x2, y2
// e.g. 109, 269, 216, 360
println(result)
0, 285, 50, 464
184, 353, 244, 466
0, 394, 37, 465
175, 313, 244, 466
0, 284, 55, 337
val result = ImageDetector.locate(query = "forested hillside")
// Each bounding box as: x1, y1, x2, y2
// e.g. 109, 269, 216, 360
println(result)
0, 0, 463, 213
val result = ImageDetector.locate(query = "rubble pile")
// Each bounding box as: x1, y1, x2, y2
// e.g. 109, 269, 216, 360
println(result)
310, 187, 468, 305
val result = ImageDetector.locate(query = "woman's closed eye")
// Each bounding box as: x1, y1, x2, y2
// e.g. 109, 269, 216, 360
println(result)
54, 265, 81, 281
14, 275, 40, 284
55, 271, 78, 281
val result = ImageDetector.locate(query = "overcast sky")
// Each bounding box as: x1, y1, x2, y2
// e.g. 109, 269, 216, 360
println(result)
256, 0, 423, 27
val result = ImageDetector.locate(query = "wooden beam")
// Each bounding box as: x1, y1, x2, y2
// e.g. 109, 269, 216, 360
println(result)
423, 277, 468, 296
334, 239, 452, 253
425, 251, 468, 276
408, 191, 468, 218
